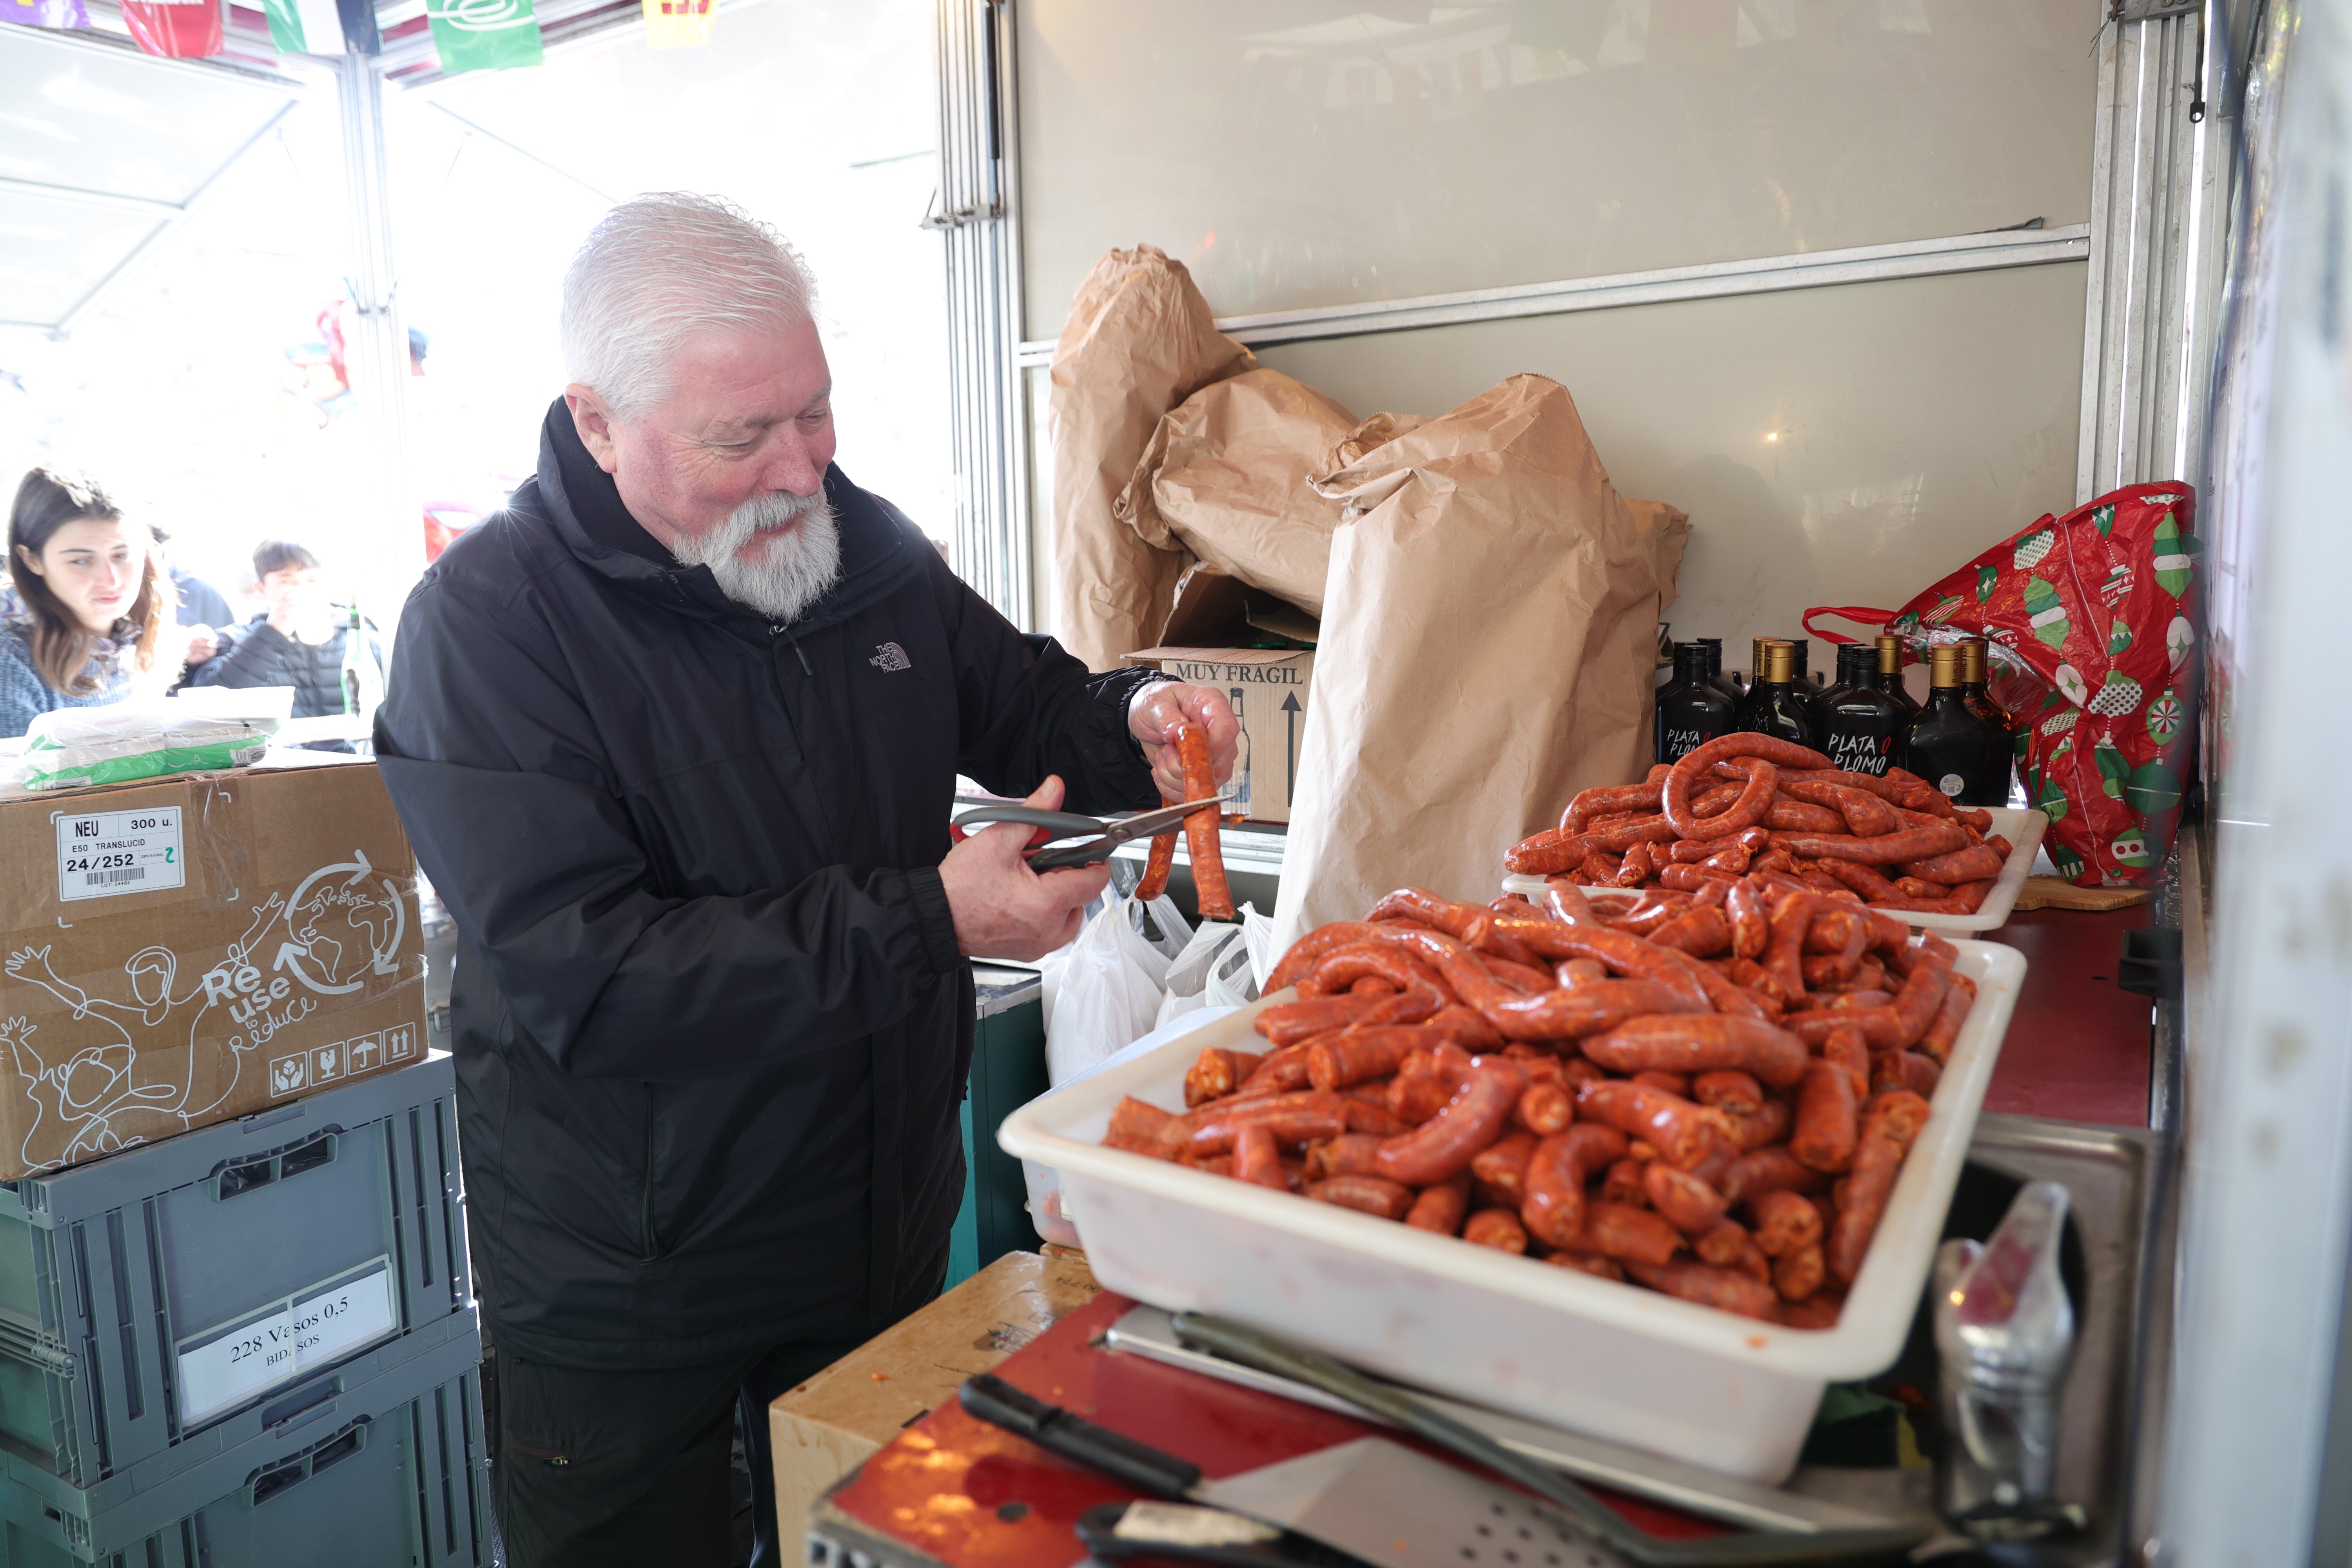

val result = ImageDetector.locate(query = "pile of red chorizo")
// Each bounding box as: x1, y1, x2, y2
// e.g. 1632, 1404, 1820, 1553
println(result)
1508, 734, 2015, 917
1100, 871, 1979, 1328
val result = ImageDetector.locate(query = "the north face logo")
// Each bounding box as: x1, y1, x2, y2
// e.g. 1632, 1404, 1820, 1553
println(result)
868, 642, 912, 673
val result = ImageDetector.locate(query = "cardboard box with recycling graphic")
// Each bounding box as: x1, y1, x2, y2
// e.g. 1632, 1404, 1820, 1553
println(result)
0, 755, 424, 1178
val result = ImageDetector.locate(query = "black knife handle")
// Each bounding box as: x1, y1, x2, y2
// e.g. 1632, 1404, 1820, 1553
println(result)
959, 1374, 1201, 1501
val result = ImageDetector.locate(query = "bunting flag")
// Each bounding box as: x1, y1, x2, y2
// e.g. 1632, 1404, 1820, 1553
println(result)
120, 0, 221, 56
0, 0, 89, 30
425, 0, 543, 71
640, 0, 710, 48
261, 0, 341, 54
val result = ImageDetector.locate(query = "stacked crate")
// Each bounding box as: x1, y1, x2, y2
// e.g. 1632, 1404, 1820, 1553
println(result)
0, 1054, 486, 1566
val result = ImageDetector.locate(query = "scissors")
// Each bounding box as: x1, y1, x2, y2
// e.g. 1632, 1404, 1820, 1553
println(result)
950, 795, 1234, 871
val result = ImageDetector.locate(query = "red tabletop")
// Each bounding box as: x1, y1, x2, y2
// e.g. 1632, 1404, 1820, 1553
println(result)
822, 1292, 1721, 1568
1977, 906, 2154, 1127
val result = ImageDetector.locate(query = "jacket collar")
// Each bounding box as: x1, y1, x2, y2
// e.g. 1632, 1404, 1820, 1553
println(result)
532, 396, 929, 637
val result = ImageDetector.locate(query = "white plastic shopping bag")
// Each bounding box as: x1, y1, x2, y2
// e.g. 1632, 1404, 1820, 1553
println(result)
1240, 901, 1282, 994
1040, 893, 1191, 1087
1203, 929, 1258, 1009
1022, 1004, 1240, 1246
1154, 920, 1259, 1031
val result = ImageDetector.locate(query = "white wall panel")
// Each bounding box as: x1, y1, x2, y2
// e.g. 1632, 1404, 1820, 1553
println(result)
1018, 0, 2099, 336
1254, 261, 2084, 662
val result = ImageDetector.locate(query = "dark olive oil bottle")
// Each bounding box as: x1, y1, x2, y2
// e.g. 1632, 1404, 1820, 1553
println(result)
1655, 642, 1739, 764
1903, 644, 2007, 806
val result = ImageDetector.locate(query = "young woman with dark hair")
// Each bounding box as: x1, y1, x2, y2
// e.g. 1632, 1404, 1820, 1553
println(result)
0, 468, 165, 739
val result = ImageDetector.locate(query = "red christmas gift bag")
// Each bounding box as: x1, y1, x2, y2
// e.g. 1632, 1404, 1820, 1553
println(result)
1808, 482, 2199, 887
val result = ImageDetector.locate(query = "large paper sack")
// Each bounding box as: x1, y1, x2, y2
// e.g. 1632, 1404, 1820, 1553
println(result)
1049, 246, 1253, 670
1272, 376, 1690, 948
1887, 482, 2198, 886
1117, 368, 1358, 617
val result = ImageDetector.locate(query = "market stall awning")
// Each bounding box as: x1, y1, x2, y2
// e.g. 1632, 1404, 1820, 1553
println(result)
0, 24, 303, 336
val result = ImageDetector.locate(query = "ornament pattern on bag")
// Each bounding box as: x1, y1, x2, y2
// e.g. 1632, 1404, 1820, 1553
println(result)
1888, 483, 2198, 888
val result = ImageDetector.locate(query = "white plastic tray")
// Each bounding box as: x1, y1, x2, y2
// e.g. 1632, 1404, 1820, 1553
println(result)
998, 940, 2025, 1483
1502, 806, 2049, 933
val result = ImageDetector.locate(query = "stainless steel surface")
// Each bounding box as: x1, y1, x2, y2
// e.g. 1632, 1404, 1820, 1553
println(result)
1106, 1306, 1900, 1537
1200, 1439, 1627, 1568
973, 962, 1042, 1020
1015, 0, 2101, 336
2077, 6, 2221, 503
1013, 225, 2089, 365
937, 0, 1033, 625
1935, 1183, 2079, 1529
1964, 1116, 2159, 1566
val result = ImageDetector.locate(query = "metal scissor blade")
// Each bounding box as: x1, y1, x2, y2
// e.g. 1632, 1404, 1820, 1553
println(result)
1112, 795, 1234, 841
1022, 795, 1235, 871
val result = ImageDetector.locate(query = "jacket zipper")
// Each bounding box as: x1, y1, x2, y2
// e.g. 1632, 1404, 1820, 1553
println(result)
771, 623, 813, 673
639, 1087, 659, 1261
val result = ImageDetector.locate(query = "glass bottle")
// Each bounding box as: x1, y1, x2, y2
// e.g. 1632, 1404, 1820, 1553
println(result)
1820, 642, 1869, 711
1788, 638, 1832, 739
1818, 642, 1909, 777
1226, 686, 1253, 817
1737, 639, 1821, 748
1655, 642, 1739, 764
1958, 639, 2016, 806
340, 603, 383, 720
1694, 637, 1743, 704
1960, 638, 2014, 732
1878, 633, 1921, 719
1903, 644, 2007, 805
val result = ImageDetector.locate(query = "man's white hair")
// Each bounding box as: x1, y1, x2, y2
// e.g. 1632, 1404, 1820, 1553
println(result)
562, 192, 818, 421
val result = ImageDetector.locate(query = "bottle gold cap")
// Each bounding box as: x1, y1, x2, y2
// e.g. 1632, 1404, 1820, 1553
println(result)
1751, 637, 1772, 673
1961, 637, 1987, 682
1760, 641, 1797, 683
1927, 643, 1965, 688
1876, 633, 1903, 673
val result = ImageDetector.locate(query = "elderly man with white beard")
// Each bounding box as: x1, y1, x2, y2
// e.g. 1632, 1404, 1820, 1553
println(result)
373, 193, 1234, 1567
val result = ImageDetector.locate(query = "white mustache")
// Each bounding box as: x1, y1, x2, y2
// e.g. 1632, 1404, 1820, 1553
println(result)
673, 486, 844, 622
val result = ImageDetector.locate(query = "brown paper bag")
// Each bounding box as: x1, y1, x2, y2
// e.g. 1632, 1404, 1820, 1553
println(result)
1049, 246, 1254, 671
1271, 375, 1691, 949
1116, 368, 1359, 618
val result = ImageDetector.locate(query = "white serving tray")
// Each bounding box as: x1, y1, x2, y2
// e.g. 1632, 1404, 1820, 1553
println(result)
997, 940, 2025, 1483
1502, 806, 2049, 933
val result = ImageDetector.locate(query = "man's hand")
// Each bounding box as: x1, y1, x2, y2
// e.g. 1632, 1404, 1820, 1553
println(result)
1129, 682, 1239, 802
939, 775, 1112, 961
182, 624, 217, 666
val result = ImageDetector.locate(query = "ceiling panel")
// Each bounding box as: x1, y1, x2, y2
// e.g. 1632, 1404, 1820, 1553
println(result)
0, 187, 165, 327
0, 28, 298, 205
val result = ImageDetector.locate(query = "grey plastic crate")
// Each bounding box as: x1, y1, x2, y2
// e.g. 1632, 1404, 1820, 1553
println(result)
0, 1053, 469, 1490
0, 1310, 485, 1566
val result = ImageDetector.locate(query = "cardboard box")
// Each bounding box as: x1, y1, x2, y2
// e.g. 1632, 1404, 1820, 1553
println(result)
0, 757, 425, 1179
770, 1251, 1100, 1552
1128, 564, 1316, 824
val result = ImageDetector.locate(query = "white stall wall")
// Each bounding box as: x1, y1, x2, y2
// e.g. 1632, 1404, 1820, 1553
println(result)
1018, 0, 2099, 336
1256, 263, 2084, 654
1012, 0, 2102, 661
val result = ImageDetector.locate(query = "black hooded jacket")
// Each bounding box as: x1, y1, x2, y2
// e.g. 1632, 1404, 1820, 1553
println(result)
374, 402, 1161, 1368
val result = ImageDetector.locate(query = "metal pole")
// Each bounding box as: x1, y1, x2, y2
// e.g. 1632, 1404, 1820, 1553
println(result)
335, 51, 422, 612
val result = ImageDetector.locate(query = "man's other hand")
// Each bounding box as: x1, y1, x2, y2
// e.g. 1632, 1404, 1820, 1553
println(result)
940, 775, 1112, 961
1129, 682, 1239, 802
